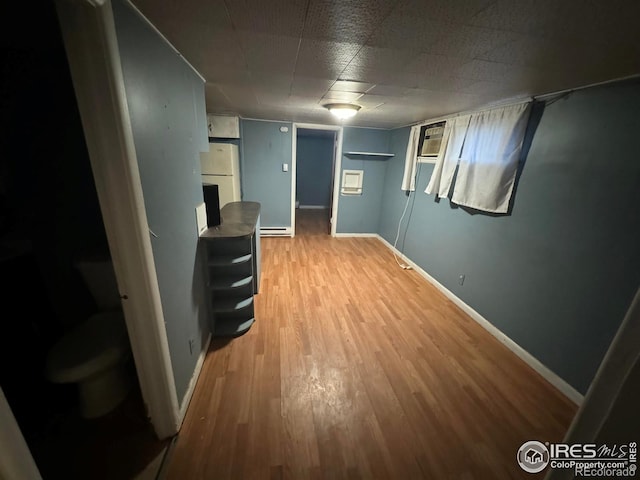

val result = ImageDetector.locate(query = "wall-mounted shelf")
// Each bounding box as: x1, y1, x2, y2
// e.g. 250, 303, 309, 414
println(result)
345, 151, 394, 160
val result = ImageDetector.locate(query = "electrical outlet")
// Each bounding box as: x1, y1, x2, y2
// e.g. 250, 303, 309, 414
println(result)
459, 274, 465, 286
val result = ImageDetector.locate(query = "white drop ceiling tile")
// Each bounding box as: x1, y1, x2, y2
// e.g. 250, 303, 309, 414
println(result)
304, 0, 397, 43
460, 84, 530, 106
364, 85, 409, 97
394, 0, 495, 24
199, 66, 251, 85
189, 29, 246, 70
356, 94, 392, 108
477, 35, 639, 85
403, 53, 467, 75
290, 77, 336, 96
338, 65, 398, 85
239, 32, 300, 73
250, 72, 293, 91
366, 14, 450, 51
204, 84, 232, 109
293, 62, 346, 79
330, 80, 374, 93
453, 59, 537, 84
321, 91, 364, 102
468, 0, 564, 37
425, 25, 518, 60
219, 84, 259, 106
347, 46, 418, 71
225, 0, 307, 37
294, 39, 361, 77
297, 39, 362, 66
255, 91, 319, 108
389, 72, 475, 92
132, 0, 231, 32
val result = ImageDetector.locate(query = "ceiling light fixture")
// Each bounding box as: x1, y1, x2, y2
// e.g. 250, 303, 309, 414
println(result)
325, 103, 361, 119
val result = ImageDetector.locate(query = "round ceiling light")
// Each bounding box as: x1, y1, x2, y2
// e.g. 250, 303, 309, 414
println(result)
324, 103, 361, 119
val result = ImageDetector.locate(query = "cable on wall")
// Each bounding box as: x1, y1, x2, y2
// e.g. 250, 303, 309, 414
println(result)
393, 162, 422, 270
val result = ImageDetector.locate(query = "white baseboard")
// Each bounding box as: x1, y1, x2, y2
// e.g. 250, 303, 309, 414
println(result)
375, 234, 584, 406
333, 232, 378, 238
299, 205, 329, 210
179, 332, 212, 422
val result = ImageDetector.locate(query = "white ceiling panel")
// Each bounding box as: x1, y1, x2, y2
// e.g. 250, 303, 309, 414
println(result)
131, 0, 640, 129
329, 80, 374, 93
366, 14, 450, 51
347, 45, 417, 71
304, 0, 398, 43
290, 77, 336, 96
321, 91, 364, 102
239, 32, 300, 73
224, 0, 307, 37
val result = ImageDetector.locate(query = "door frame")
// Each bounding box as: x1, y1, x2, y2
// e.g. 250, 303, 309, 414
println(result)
54, 0, 180, 439
291, 123, 343, 236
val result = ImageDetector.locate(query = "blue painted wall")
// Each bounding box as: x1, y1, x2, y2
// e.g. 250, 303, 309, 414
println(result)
378, 80, 640, 394
113, 0, 210, 401
241, 120, 292, 228
296, 132, 334, 207
336, 127, 391, 233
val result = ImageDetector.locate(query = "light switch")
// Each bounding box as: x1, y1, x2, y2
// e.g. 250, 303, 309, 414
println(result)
282, 163, 289, 172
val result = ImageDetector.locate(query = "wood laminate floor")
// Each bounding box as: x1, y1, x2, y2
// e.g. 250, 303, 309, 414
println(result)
164, 210, 577, 479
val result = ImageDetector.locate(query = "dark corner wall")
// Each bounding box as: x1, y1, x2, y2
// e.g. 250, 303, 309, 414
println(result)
378, 79, 640, 395
112, 0, 210, 401
296, 130, 334, 208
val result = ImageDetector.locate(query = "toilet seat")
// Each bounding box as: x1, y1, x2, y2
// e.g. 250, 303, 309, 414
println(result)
46, 311, 129, 384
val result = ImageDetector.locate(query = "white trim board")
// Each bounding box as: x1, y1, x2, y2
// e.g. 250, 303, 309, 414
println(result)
179, 333, 211, 421
375, 234, 584, 406
55, 0, 181, 439
333, 233, 378, 238
0, 387, 42, 479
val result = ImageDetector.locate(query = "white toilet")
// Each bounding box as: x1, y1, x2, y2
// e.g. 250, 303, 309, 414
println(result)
45, 255, 132, 419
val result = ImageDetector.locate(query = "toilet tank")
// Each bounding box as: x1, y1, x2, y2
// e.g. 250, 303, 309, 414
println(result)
75, 253, 121, 310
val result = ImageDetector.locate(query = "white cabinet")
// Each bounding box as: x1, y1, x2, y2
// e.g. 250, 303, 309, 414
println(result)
207, 114, 240, 138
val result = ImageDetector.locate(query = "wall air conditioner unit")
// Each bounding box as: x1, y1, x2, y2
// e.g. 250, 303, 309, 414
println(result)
207, 114, 240, 139
418, 121, 446, 162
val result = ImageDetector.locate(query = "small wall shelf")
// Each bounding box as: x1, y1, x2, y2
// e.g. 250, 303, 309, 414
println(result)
345, 151, 394, 160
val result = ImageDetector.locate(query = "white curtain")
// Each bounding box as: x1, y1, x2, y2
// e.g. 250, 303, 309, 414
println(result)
425, 115, 471, 198
401, 125, 421, 191
451, 102, 531, 213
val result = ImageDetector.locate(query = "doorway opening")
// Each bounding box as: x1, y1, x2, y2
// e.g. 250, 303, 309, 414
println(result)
0, 1, 169, 478
292, 125, 342, 236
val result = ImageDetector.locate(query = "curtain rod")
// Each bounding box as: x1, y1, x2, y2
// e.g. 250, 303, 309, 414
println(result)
403, 73, 640, 129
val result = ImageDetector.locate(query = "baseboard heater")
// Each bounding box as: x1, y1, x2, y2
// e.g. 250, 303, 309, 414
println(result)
260, 227, 292, 237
